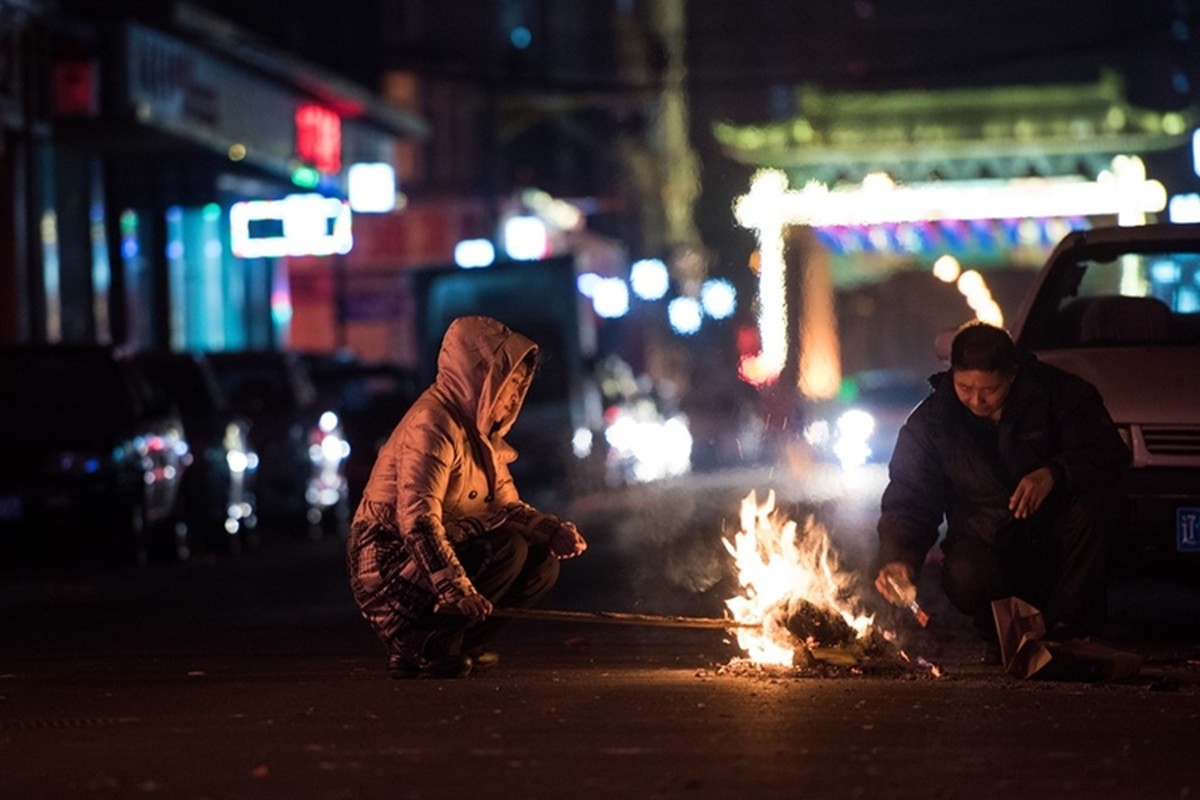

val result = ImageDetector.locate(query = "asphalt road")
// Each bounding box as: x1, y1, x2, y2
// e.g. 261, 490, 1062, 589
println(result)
3, 465, 1200, 800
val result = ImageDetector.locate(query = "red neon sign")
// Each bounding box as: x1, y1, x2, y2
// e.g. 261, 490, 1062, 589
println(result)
294, 103, 342, 174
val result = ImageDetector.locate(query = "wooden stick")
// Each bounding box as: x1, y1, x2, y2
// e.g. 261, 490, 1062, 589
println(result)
485, 606, 759, 630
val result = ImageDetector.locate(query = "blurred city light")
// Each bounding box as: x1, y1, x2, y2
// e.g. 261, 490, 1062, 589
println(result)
502, 215, 549, 260
733, 169, 790, 382
1169, 194, 1200, 223
572, 427, 593, 459
956, 269, 1004, 326
700, 278, 736, 319
521, 188, 583, 230
630, 258, 670, 300
668, 296, 702, 335
230, 194, 352, 258
932, 254, 962, 282
454, 238, 496, 268
347, 162, 397, 213
592, 277, 630, 319
604, 412, 692, 483
576, 271, 602, 297
510, 26, 532, 49
833, 409, 876, 470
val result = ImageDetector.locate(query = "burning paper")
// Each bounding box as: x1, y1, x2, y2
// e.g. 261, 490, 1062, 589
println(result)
723, 490, 873, 665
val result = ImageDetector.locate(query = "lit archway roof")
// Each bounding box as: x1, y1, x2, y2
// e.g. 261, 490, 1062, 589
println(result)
715, 70, 1194, 184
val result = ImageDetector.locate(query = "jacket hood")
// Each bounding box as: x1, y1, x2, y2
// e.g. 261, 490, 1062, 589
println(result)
434, 316, 538, 438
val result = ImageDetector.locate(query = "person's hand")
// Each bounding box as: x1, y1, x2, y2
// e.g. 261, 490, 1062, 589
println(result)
874, 561, 914, 605
548, 521, 588, 560
454, 592, 493, 622
1009, 466, 1055, 519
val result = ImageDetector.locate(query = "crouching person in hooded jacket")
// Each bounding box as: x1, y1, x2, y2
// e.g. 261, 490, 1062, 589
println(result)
347, 316, 588, 678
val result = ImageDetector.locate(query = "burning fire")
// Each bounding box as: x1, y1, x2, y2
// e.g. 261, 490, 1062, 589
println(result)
723, 490, 874, 665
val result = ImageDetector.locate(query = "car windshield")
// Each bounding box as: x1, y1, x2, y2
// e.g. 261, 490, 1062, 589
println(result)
1021, 247, 1200, 349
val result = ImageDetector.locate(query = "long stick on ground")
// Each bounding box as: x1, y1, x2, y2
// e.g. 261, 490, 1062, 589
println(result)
488, 607, 759, 630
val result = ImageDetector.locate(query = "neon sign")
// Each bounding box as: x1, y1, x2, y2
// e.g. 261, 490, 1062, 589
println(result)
229, 194, 352, 258
294, 103, 342, 174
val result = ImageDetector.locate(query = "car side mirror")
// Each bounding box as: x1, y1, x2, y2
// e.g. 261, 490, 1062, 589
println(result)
933, 328, 956, 362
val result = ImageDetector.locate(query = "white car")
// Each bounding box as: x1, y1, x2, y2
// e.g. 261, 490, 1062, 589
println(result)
1008, 223, 1200, 569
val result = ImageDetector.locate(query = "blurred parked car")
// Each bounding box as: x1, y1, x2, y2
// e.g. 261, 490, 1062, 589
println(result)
803, 368, 931, 469
205, 350, 349, 538
982, 223, 1200, 570
301, 353, 418, 509
0, 344, 189, 565
134, 351, 258, 554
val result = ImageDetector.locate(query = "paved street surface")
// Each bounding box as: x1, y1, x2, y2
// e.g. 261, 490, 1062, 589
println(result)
3, 465, 1200, 800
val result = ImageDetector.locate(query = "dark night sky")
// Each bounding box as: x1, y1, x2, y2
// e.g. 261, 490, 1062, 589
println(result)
175, 0, 1195, 112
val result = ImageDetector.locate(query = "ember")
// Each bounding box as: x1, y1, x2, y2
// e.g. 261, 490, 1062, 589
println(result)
723, 490, 873, 666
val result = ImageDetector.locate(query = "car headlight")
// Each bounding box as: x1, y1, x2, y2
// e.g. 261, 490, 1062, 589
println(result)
836, 409, 876, 441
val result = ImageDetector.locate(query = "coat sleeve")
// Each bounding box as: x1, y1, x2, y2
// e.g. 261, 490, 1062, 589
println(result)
877, 410, 952, 578
392, 410, 475, 604
1045, 377, 1131, 492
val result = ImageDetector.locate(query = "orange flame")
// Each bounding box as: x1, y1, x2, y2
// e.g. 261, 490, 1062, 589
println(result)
723, 490, 873, 665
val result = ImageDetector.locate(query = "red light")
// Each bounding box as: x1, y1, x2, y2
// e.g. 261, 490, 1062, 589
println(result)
295, 103, 342, 174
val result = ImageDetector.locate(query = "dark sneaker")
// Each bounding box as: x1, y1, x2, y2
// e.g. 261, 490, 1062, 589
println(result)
387, 651, 472, 679
388, 628, 472, 679
981, 640, 1003, 666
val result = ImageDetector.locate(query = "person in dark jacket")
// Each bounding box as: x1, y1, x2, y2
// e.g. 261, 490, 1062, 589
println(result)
347, 316, 587, 679
873, 321, 1130, 650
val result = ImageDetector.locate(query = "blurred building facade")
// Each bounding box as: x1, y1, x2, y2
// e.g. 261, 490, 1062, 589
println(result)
0, 0, 713, 385
0, 0, 428, 355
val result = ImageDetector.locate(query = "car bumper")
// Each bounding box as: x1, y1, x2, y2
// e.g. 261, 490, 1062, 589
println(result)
1120, 467, 1200, 566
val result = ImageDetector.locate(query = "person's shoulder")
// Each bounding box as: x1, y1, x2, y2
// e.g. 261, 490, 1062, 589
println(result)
911, 370, 951, 418
396, 390, 464, 435
1025, 357, 1096, 392
1021, 357, 1106, 411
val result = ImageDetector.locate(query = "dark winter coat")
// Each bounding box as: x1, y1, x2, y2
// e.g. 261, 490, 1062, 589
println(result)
876, 355, 1130, 578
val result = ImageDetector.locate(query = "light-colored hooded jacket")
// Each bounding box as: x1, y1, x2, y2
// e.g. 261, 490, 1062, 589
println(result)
348, 316, 565, 623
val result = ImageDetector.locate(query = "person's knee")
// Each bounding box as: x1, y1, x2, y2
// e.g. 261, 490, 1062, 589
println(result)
487, 528, 529, 575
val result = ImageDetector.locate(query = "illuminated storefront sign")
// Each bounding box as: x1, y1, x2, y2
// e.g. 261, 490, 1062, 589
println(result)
230, 194, 352, 258
347, 162, 396, 212
295, 103, 342, 174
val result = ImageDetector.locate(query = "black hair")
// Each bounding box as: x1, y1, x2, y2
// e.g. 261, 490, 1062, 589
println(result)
950, 321, 1017, 374
519, 348, 540, 378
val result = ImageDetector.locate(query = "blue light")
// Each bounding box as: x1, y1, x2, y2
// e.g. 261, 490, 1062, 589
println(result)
510, 26, 532, 49
1150, 260, 1181, 284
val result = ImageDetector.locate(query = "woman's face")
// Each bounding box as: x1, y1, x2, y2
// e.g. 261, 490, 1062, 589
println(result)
491, 364, 531, 426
